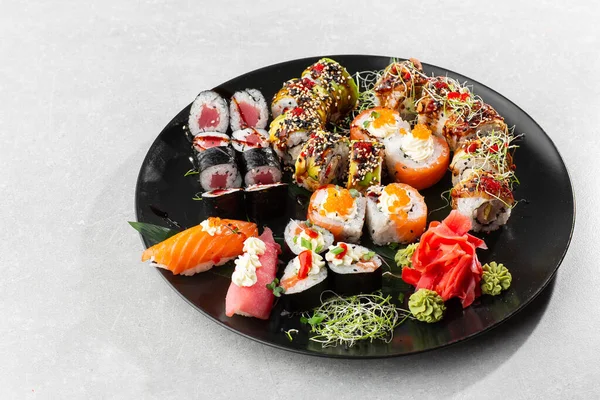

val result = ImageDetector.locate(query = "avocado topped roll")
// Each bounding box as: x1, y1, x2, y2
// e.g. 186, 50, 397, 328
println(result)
301, 58, 359, 122
293, 130, 349, 191
271, 77, 332, 123
325, 243, 382, 296
268, 106, 324, 166
346, 140, 385, 192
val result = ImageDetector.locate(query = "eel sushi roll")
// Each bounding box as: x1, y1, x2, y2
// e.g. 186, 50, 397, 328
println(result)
245, 182, 288, 222
365, 183, 427, 245
284, 219, 334, 255
450, 170, 515, 232
373, 58, 428, 120
193, 132, 230, 152
346, 140, 385, 192
241, 147, 282, 186
188, 90, 229, 135
229, 88, 269, 131
450, 132, 516, 186
196, 145, 242, 191
307, 185, 366, 243
231, 128, 269, 152
271, 77, 331, 123
325, 243, 382, 296
443, 102, 508, 151
349, 107, 410, 142
201, 188, 245, 220
293, 130, 349, 191
301, 58, 359, 121
268, 106, 324, 166
280, 250, 328, 311
383, 123, 450, 190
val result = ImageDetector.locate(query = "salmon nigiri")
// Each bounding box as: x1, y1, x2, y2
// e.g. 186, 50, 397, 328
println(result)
141, 217, 258, 276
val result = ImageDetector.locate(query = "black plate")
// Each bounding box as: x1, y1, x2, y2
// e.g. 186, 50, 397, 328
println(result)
135, 55, 575, 358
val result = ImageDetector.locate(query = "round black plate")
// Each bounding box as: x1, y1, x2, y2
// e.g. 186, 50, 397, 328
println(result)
135, 55, 574, 358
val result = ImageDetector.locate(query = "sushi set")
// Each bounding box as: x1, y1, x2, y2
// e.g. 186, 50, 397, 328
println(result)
133, 55, 575, 357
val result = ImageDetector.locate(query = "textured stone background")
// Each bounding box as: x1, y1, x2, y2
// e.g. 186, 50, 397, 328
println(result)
1, 1, 598, 398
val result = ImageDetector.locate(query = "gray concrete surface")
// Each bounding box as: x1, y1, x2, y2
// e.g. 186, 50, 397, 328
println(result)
1, 0, 599, 398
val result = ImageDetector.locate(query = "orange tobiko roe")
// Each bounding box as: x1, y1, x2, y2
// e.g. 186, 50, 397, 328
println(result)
412, 123, 432, 140
320, 186, 355, 217
371, 108, 397, 129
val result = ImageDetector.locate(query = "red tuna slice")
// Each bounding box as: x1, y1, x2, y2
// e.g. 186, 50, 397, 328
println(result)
210, 173, 228, 189
252, 171, 275, 185
193, 135, 229, 152
236, 101, 260, 128
225, 228, 281, 320
198, 105, 221, 129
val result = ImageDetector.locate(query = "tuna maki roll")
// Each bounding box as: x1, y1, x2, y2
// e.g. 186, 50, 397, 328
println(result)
293, 130, 349, 191
188, 90, 229, 135
324, 243, 382, 296
201, 188, 245, 220
283, 219, 334, 255
280, 250, 328, 311
196, 145, 242, 191
231, 128, 269, 152
245, 182, 288, 223
229, 88, 269, 131
241, 147, 282, 186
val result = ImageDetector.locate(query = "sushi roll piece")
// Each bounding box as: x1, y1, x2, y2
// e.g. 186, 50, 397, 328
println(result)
284, 219, 334, 255
231, 128, 269, 152
271, 77, 332, 123
325, 243, 382, 296
301, 58, 359, 121
225, 228, 281, 320
196, 145, 242, 191
188, 90, 229, 135
451, 170, 515, 232
241, 147, 282, 186
365, 183, 427, 245
280, 250, 328, 311
201, 188, 245, 220
383, 123, 450, 190
450, 132, 516, 186
373, 58, 428, 120
307, 185, 366, 243
350, 107, 410, 142
293, 130, 349, 191
443, 102, 508, 151
192, 132, 230, 153
229, 88, 269, 131
346, 140, 385, 192
268, 106, 324, 166
141, 217, 258, 276
416, 76, 472, 137
245, 182, 288, 222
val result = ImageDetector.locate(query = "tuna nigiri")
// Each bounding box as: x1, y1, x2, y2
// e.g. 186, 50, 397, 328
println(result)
225, 227, 281, 320
141, 217, 258, 276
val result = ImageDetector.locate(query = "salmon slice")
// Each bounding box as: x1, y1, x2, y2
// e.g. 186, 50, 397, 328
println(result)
141, 218, 258, 276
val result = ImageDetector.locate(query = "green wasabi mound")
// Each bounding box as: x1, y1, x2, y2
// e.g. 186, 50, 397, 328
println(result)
395, 243, 418, 268
408, 289, 446, 323
481, 262, 512, 296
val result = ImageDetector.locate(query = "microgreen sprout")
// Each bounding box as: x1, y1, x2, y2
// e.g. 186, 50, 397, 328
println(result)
184, 168, 199, 177
301, 291, 411, 348
266, 278, 285, 297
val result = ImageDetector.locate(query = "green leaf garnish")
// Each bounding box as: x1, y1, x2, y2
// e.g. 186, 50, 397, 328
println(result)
362, 120, 370, 129
128, 221, 180, 245
370, 111, 380, 119
292, 236, 298, 244
300, 237, 312, 250
192, 192, 203, 201
315, 245, 323, 253
362, 251, 376, 261
184, 168, 199, 177
397, 293, 405, 303
284, 329, 298, 342
306, 313, 326, 327
330, 246, 344, 255
266, 278, 285, 297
